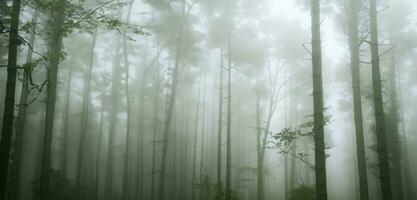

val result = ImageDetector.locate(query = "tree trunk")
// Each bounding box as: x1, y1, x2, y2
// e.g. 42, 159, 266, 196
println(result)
387, 50, 404, 200
135, 38, 148, 200
347, 0, 370, 199
61, 60, 74, 176
7, 10, 37, 200
94, 102, 105, 200
76, 29, 98, 194
310, 0, 328, 199
157, 1, 186, 199
122, 2, 134, 199
39, 0, 66, 198
216, 48, 224, 195
104, 38, 122, 200
191, 75, 202, 200
150, 45, 161, 200
0, 0, 21, 198
369, 0, 393, 199
225, 29, 233, 200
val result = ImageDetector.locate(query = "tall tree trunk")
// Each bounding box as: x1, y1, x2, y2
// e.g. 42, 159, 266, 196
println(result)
225, 29, 233, 200
157, 1, 186, 199
347, 0, 370, 199
310, 0, 328, 199
122, 32, 132, 200
94, 103, 105, 200
7, 10, 37, 200
0, 0, 21, 198
216, 48, 224, 195
387, 51, 404, 200
39, 0, 66, 198
396, 67, 415, 200
61, 60, 74, 176
150, 46, 161, 200
199, 76, 207, 200
135, 38, 148, 200
76, 29, 98, 194
191, 75, 202, 200
369, 0, 392, 199
255, 80, 264, 200
105, 38, 122, 200
122, 2, 134, 199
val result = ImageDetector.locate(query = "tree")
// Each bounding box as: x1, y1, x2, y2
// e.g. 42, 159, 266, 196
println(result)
346, 0, 370, 199
0, 0, 21, 198
310, 0, 328, 199
39, 0, 67, 198
369, 0, 393, 199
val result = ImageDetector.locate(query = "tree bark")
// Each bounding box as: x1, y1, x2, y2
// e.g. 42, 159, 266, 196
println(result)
310, 0, 328, 199
76, 29, 98, 195
369, 0, 392, 199
216, 48, 224, 195
347, 0, 370, 199
39, 0, 66, 198
157, 1, 186, 199
225, 29, 233, 200
0, 0, 21, 198
7, 10, 37, 200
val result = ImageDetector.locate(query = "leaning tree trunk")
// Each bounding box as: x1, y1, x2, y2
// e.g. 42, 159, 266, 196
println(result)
7, 10, 37, 200
347, 0, 370, 199
0, 0, 21, 198
369, 0, 393, 199
310, 0, 328, 199
39, 0, 66, 198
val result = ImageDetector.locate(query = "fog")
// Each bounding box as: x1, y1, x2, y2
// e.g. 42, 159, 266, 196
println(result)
0, 0, 416, 200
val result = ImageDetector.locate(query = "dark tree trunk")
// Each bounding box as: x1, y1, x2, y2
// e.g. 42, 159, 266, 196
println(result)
0, 0, 21, 198
39, 0, 66, 198
310, 0, 328, 199
347, 0, 370, 199
369, 0, 393, 199
7, 10, 37, 200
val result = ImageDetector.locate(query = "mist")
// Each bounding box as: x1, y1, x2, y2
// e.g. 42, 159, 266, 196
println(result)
0, 0, 416, 200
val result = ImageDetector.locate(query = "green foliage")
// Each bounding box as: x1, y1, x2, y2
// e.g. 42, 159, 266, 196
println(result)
288, 185, 316, 200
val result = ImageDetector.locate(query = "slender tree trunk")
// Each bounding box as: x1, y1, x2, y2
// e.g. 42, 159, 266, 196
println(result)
396, 67, 415, 200
121, 3, 135, 199
105, 38, 122, 200
225, 29, 233, 200
255, 80, 264, 200
76, 29, 98, 194
158, 1, 186, 199
310, 0, 328, 199
39, 1, 66, 198
369, 0, 392, 199
216, 48, 224, 195
0, 0, 21, 198
347, 0, 370, 199
387, 51, 404, 200
95, 104, 105, 200
135, 38, 148, 200
7, 11, 37, 200
61, 60, 74, 176
191, 75, 202, 200
122, 23, 132, 200
150, 46, 161, 200
199, 76, 207, 200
